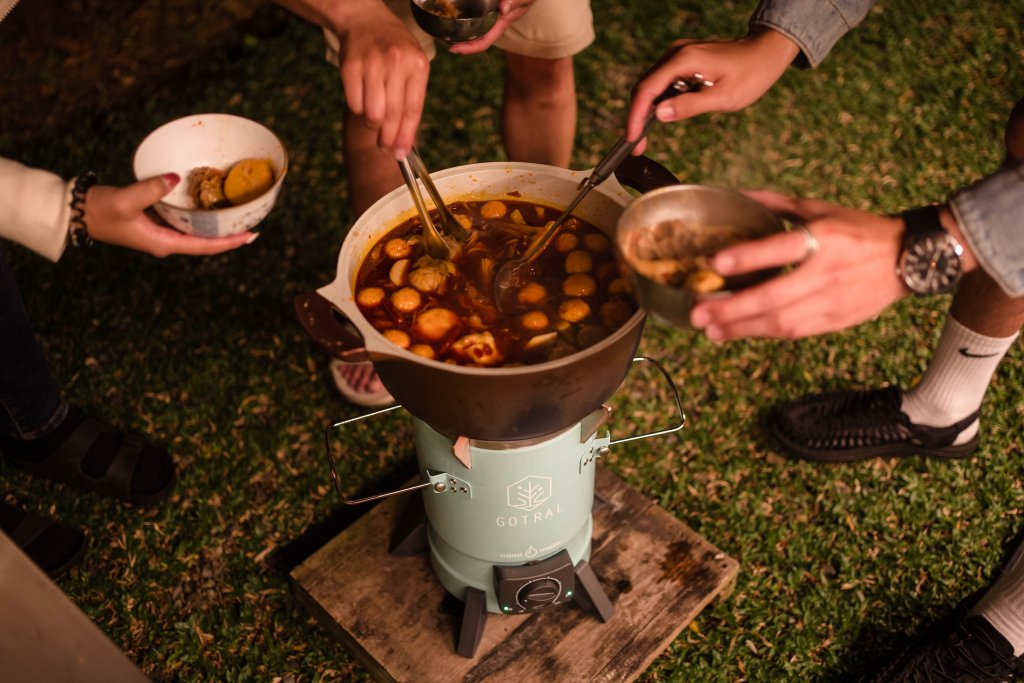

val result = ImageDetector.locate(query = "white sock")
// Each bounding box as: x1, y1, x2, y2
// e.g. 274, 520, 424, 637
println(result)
972, 539, 1024, 655
901, 317, 1019, 445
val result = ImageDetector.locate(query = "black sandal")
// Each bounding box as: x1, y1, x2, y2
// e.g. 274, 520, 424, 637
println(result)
5, 415, 176, 506
0, 500, 86, 579
770, 386, 981, 463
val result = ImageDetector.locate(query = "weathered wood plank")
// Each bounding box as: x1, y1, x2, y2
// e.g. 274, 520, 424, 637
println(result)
292, 466, 738, 683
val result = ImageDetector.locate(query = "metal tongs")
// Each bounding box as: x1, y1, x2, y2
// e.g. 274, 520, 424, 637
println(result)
397, 148, 469, 260
492, 75, 714, 311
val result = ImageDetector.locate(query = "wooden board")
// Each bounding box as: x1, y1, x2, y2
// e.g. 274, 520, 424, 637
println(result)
291, 466, 738, 682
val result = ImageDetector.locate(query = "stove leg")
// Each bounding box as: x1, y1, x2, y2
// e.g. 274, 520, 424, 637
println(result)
388, 496, 428, 557
573, 559, 614, 622
457, 587, 488, 658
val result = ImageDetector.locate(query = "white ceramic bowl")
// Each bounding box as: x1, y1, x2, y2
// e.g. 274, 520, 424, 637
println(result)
132, 113, 288, 237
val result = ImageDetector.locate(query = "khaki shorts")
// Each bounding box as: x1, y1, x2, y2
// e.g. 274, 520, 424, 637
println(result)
324, 0, 594, 64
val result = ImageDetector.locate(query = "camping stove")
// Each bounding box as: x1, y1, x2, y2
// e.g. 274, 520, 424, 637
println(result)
324, 357, 684, 657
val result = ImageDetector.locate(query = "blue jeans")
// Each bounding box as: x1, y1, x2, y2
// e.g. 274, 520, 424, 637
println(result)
0, 243, 67, 440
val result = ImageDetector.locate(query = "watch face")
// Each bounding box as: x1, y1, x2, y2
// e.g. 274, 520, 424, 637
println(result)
899, 233, 963, 295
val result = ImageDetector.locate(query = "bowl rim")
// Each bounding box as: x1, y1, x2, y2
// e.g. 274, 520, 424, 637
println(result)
131, 112, 290, 213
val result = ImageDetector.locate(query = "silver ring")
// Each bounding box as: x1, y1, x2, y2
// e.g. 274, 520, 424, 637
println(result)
795, 225, 819, 261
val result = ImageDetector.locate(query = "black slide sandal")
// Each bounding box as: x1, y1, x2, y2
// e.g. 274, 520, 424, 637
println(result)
6, 416, 176, 506
1, 501, 86, 579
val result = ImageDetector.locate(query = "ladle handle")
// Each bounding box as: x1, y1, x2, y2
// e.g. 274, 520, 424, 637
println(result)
589, 78, 700, 187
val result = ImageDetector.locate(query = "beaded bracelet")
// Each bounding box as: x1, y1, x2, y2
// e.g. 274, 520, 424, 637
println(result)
69, 171, 98, 248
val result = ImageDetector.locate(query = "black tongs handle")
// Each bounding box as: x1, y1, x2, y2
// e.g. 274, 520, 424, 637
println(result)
588, 77, 711, 187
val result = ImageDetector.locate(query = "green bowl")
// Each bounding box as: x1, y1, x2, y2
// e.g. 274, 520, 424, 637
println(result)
410, 0, 500, 44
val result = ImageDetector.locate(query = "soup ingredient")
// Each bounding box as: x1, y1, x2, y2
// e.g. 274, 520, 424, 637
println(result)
625, 218, 751, 293
224, 158, 275, 205
187, 157, 275, 209
355, 198, 638, 366
189, 167, 229, 209
423, 0, 460, 19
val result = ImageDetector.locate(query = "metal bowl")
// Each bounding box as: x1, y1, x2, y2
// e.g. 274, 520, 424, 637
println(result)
615, 185, 786, 329
410, 0, 500, 43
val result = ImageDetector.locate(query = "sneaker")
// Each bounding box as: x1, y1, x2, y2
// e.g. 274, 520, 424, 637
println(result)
869, 615, 1024, 682
770, 386, 980, 462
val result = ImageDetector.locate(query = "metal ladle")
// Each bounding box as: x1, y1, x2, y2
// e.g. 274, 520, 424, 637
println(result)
492, 76, 712, 311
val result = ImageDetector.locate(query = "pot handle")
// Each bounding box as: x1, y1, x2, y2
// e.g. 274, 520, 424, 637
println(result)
294, 290, 371, 363
613, 155, 681, 194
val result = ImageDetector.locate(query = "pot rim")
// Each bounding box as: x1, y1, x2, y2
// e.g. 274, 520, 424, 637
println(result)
321, 160, 647, 377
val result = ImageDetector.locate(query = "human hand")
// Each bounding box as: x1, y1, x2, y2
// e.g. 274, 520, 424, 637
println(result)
448, 0, 536, 55
626, 28, 800, 154
82, 174, 256, 257
688, 191, 910, 341
332, 0, 429, 158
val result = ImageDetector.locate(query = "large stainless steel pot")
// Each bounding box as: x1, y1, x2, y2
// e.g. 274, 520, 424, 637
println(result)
296, 156, 675, 441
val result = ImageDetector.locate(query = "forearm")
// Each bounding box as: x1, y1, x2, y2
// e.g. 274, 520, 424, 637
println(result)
272, 0, 381, 34
0, 158, 71, 262
749, 0, 877, 68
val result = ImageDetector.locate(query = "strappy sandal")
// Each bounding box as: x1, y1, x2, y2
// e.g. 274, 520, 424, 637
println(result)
770, 386, 981, 463
0, 500, 86, 579
330, 359, 395, 408
5, 415, 176, 506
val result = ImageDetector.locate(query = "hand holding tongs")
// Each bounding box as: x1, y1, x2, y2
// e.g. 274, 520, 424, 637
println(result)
492, 75, 714, 310
397, 148, 469, 260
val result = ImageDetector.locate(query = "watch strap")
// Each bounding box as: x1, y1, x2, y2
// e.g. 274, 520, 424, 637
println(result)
900, 204, 944, 243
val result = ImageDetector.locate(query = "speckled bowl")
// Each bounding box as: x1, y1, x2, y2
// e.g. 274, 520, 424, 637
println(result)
132, 113, 288, 237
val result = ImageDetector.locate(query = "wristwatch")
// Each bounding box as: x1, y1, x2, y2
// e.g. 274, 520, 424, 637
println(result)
896, 204, 964, 295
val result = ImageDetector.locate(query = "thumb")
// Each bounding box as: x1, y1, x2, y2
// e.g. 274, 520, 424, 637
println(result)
121, 173, 180, 213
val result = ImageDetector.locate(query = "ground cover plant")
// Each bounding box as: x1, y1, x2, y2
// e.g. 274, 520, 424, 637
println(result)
1, 1, 1022, 680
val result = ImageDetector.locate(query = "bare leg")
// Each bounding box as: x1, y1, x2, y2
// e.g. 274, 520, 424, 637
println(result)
951, 270, 1024, 336
501, 52, 576, 167
344, 108, 405, 217
335, 109, 400, 401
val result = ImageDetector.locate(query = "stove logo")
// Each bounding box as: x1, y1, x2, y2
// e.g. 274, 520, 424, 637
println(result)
507, 475, 552, 512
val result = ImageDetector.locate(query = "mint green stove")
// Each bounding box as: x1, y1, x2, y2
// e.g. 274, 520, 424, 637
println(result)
325, 357, 684, 658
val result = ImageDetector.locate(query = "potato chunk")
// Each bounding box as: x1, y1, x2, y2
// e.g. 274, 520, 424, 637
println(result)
383, 329, 411, 348
520, 311, 549, 331
517, 282, 547, 305
413, 308, 459, 341
564, 250, 593, 274
391, 287, 422, 313
563, 273, 597, 297
559, 299, 591, 323
356, 287, 386, 308
480, 201, 507, 219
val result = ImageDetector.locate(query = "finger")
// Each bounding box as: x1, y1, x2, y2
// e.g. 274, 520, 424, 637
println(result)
631, 137, 649, 157
448, 13, 517, 54
741, 189, 834, 224
627, 70, 684, 140
339, 62, 365, 115
377, 66, 408, 151
392, 66, 428, 159
360, 62, 387, 128
145, 225, 256, 257
710, 229, 812, 276
690, 266, 826, 332
120, 174, 181, 214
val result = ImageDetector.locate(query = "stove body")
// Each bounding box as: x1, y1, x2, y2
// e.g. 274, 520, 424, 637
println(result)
413, 414, 607, 615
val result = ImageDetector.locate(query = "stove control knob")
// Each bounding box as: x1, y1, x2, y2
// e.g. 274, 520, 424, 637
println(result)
518, 578, 561, 610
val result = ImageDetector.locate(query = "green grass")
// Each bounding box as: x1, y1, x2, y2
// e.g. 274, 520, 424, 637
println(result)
2, 1, 1023, 680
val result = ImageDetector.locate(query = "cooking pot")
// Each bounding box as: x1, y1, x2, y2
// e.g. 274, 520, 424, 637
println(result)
296, 156, 676, 441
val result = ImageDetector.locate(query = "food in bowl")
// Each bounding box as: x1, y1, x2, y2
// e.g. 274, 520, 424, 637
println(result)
188, 158, 276, 209
355, 198, 637, 367
622, 218, 762, 293
132, 113, 288, 237
423, 0, 460, 18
